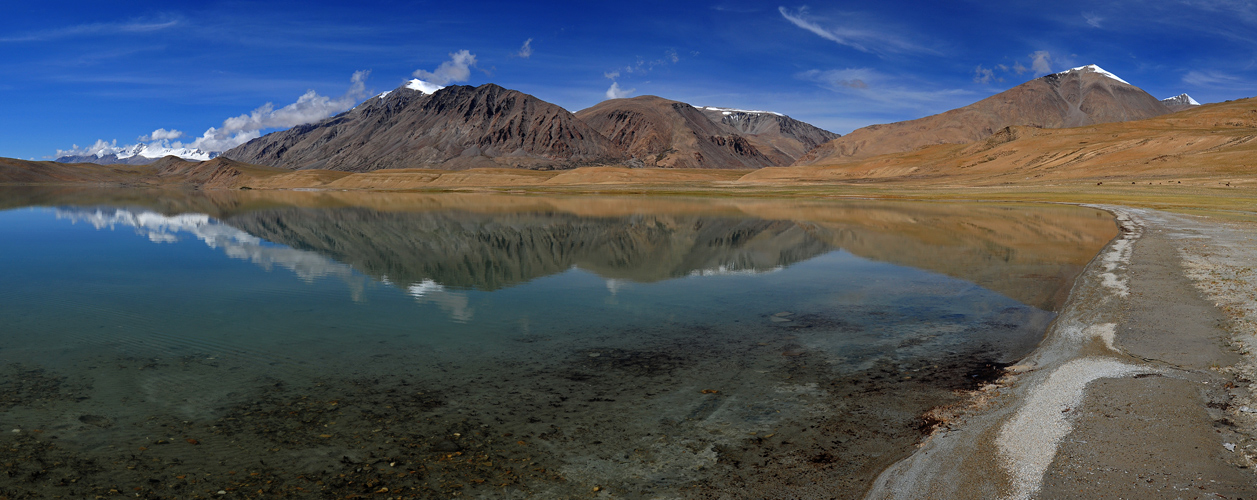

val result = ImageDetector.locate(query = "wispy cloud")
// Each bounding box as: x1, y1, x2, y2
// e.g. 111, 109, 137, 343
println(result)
1029, 50, 1053, 75
608, 49, 682, 77
799, 68, 874, 90
777, 6, 933, 55
1183, 69, 1257, 90
1082, 12, 1104, 28
599, 49, 680, 101
796, 68, 972, 112
413, 50, 477, 85
0, 18, 180, 42
517, 38, 534, 58
973, 65, 998, 84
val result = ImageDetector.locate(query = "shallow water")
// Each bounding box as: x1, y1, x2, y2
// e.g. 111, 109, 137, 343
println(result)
0, 190, 1116, 498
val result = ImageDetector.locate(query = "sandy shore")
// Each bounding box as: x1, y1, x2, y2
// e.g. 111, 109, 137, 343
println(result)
864, 206, 1257, 499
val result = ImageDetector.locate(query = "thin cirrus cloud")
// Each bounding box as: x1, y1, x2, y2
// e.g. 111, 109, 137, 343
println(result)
1083, 12, 1104, 28
796, 68, 972, 113
1183, 69, 1257, 90
517, 38, 533, 59
777, 6, 935, 55
0, 18, 180, 42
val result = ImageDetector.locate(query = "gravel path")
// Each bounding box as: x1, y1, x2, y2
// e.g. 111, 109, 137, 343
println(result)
864, 207, 1257, 499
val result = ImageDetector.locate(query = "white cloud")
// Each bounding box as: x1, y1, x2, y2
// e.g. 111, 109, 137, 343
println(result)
412, 50, 477, 85
606, 82, 635, 99
517, 38, 533, 58
777, 6, 932, 55
1083, 12, 1104, 28
188, 70, 369, 152
1013, 61, 1029, 75
56, 71, 371, 158
139, 128, 183, 142
604, 71, 620, 79
56, 139, 122, 158
1030, 51, 1053, 75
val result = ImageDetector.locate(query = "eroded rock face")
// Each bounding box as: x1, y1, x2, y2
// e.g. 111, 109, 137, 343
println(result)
575, 96, 837, 169
797, 67, 1173, 165
222, 83, 623, 172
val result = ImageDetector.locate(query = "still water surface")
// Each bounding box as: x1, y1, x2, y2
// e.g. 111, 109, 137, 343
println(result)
0, 191, 1116, 499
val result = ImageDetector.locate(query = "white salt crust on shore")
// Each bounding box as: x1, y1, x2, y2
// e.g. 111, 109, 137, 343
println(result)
995, 357, 1155, 500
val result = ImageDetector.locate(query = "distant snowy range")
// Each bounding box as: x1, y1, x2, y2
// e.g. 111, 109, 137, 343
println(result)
55, 139, 217, 165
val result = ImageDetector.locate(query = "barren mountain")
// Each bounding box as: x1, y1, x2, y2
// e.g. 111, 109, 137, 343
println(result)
575, 96, 836, 169
1162, 93, 1202, 112
694, 106, 840, 161
796, 65, 1172, 165
222, 82, 622, 171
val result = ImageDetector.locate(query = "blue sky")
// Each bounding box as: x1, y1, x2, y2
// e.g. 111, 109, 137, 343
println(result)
3, 0, 1257, 160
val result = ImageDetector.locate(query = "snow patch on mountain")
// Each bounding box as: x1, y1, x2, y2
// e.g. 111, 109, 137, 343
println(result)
363, 79, 444, 105
405, 79, 444, 94
694, 105, 783, 117
1056, 64, 1131, 85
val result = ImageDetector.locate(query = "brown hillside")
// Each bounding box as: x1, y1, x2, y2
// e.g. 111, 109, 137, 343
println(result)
744, 97, 1257, 186
797, 65, 1172, 166
576, 96, 822, 169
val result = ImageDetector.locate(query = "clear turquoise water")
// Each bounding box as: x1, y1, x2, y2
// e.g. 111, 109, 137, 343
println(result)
0, 202, 1079, 498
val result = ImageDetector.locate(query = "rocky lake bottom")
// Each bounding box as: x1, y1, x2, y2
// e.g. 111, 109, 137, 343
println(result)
0, 192, 1116, 498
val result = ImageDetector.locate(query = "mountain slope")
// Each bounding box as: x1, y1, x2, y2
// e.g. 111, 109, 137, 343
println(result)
222, 82, 623, 171
744, 96, 1257, 186
797, 65, 1172, 165
575, 96, 836, 169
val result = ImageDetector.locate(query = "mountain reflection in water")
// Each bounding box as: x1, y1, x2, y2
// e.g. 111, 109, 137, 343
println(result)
0, 189, 1118, 499
50, 191, 1116, 313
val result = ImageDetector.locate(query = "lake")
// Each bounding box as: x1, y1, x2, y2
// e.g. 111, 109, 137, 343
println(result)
0, 189, 1116, 499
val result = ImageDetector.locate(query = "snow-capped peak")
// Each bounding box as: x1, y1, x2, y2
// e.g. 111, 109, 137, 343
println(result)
363, 79, 445, 105
1055, 64, 1131, 85
405, 79, 444, 95
693, 105, 783, 117
1161, 93, 1201, 106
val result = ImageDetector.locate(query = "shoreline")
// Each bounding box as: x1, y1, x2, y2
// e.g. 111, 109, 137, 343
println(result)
865, 206, 1257, 499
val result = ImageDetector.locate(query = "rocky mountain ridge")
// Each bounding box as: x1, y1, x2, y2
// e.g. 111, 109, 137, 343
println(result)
222, 83, 624, 171
574, 96, 838, 169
